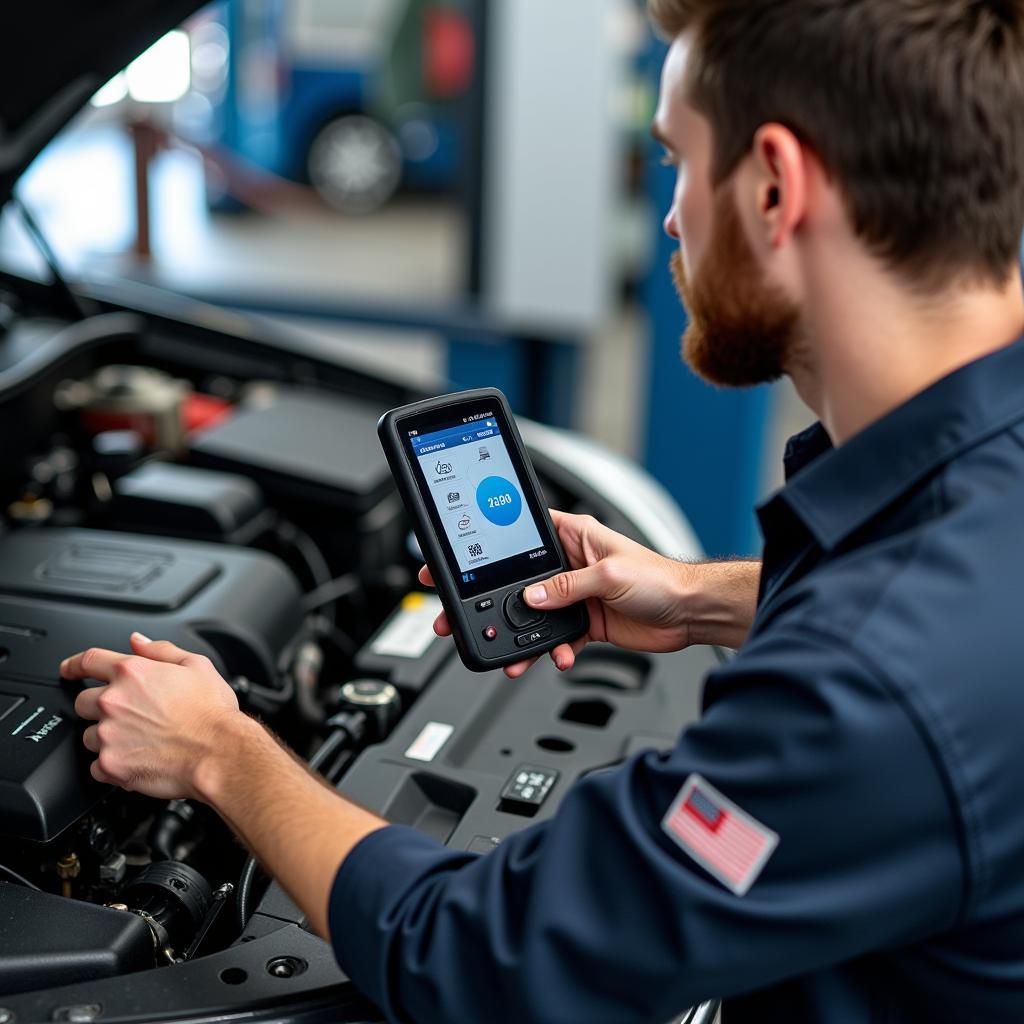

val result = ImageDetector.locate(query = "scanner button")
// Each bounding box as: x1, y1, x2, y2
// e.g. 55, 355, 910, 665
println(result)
504, 589, 545, 629
482, 625, 499, 642
516, 626, 552, 648
475, 598, 495, 612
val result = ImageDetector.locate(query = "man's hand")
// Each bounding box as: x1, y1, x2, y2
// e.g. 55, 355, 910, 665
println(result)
420, 509, 762, 678
62, 633, 242, 801
62, 632, 387, 939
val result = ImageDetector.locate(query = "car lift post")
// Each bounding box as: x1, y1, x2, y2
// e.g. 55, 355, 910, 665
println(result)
129, 115, 160, 263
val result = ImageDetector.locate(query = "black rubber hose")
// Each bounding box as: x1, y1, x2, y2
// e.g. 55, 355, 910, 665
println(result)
149, 800, 195, 862
293, 640, 325, 726
301, 573, 359, 613
0, 862, 41, 890
308, 726, 357, 774
239, 672, 295, 709
235, 856, 262, 934
276, 520, 332, 589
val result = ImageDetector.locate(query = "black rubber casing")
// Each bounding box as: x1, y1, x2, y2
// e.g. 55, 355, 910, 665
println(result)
378, 388, 588, 672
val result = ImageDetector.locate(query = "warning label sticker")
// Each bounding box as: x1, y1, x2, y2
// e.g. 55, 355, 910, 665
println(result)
370, 593, 444, 659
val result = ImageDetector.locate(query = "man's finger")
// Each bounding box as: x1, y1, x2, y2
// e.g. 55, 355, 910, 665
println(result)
504, 656, 540, 679
565, 636, 589, 669
74, 685, 105, 721
523, 564, 608, 611
129, 633, 192, 665
433, 611, 452, 637
549, 642, 577, 672
548, 636, 590, 673
90, 758, 117, 786
82, 724, 100, 753
60, 648, 124, 683
418, 565, 435, 588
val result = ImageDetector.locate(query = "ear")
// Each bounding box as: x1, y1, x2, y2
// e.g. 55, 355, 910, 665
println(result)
746, 123, 808, 250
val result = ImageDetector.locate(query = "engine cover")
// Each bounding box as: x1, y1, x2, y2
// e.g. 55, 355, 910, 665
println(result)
0, 881, 154, 995
0, 528, 304, 841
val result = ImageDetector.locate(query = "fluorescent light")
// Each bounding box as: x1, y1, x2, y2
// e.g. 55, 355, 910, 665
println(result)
126, 31, 191, 104
91, 73, 128, 108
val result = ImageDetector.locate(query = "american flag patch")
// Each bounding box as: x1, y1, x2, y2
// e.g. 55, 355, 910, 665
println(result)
661, 774, 779, 896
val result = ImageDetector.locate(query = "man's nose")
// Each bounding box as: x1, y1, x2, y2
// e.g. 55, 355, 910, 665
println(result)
663, 207, 681, 240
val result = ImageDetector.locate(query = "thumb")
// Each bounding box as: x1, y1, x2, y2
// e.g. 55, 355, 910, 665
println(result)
130, 632, 191, 666
524, 565, 607, 610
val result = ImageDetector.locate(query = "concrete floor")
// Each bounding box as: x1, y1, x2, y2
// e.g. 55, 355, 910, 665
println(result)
5, 124, 466, 303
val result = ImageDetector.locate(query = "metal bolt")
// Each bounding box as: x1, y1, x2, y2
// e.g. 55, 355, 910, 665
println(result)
51, 1006, 101, 1023
88, 822, 114, 859
56, 853, 81, 899
266, 956, 306, 979
56, 854, 81, 879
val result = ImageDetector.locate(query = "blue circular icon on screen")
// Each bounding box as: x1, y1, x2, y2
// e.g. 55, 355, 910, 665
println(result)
476, 476, 523, 526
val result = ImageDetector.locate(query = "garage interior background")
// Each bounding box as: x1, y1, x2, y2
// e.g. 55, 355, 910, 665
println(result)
0, 0, 812, 559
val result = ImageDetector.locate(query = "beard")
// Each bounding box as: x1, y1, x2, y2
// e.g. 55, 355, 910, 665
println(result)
671, 187, 801, 388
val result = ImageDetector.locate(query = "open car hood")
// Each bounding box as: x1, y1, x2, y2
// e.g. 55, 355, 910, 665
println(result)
0, 0, 206, 205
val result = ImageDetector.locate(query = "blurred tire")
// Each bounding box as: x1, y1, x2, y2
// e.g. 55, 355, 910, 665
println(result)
307, 114, 403, 214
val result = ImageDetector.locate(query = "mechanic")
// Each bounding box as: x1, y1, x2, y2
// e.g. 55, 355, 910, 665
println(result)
60, 0, 1024, 1020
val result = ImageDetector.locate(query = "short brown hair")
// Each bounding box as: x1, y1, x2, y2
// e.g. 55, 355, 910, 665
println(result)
649, 0, 1024, 290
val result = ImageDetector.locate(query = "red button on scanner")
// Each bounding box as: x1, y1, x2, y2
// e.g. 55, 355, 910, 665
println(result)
482, 625, 499, 642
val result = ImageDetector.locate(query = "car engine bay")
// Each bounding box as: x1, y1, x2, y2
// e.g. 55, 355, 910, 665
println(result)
0, 289, 718, 1022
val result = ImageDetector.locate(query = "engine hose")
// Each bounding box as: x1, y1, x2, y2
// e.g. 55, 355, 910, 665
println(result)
309, 722, 356, 773
231, 673, 295, 714
293, 640, 325, 726
0, 861, 41, 890
235, 856, 262, 934
149, 800, 196, 862
323, 747, 356, 784
300, 573, 359, 613
276, 520, 331, 589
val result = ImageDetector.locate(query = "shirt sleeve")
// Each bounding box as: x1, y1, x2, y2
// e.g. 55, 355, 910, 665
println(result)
328, 628, 964, 1024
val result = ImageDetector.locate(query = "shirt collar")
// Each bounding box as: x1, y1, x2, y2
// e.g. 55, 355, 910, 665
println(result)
761, 336, 1024, 551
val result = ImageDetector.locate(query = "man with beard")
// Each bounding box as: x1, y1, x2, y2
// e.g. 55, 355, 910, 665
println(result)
61, 1, 1024, 1021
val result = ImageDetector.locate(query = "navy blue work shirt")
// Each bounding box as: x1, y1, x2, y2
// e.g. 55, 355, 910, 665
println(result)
330, 337, 1024, 1023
